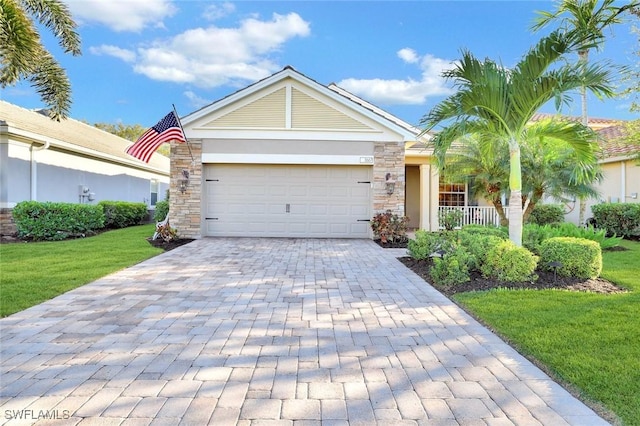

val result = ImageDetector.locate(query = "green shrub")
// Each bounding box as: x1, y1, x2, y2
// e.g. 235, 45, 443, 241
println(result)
154, 200, 170, 222
457, 231, 504, 271
408, 230, 456, 260
591, 203, 640, 239
460, 224, 508, 239
481, 240, 539, 283
526, 204, 565, 225
371, 210, 409, 243
430, 246, 472, 287
523, 223, 621, 253
540, 237, 602, 279
98, 201, 149, 229
438, 209, 463, 231
12, 201, 105, 241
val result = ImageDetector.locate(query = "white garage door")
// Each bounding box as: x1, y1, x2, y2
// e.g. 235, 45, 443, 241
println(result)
204, 164, 372, 238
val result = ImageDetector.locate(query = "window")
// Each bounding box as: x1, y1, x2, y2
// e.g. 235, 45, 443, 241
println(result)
150, 180, 158, 206
439, 179, 466, 207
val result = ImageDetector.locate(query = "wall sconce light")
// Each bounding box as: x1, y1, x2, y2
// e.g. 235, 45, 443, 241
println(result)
179, 169, 189, 193
385, 172, 395, 195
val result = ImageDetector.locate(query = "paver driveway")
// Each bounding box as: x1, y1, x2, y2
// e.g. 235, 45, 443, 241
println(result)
1, 238, 609, 425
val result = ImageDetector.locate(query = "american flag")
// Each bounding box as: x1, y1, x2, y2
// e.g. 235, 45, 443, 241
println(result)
126, 111, 186, 163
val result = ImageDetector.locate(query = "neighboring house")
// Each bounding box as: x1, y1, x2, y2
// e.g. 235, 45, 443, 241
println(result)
0, 101, 170, 235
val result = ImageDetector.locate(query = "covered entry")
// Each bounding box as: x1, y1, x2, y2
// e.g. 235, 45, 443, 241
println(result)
203, 164, 372, 238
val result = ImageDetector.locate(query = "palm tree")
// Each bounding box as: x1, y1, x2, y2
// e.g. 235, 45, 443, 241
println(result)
532, 0, 639, 224
0, 0, 81, 120
443, 119, 603, 226
421, 30, 614, 246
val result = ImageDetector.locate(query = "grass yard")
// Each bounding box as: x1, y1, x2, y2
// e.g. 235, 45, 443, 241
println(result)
454, 240, 640, 426
0, 224, 163, 317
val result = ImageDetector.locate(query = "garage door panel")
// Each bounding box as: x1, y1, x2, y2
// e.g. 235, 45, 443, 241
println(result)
204, 164, 372, 238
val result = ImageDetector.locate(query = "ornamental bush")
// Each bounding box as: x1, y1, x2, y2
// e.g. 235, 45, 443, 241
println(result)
480, 240, 539, 283
12, 201, 105, 241
591, 203, 640, 239
98, 201, 149, 228
526, 204, 565, 225
370, 210, 409, 244
429, 246, 472, 287
457, 231, 504, 271
540, 237, 602, 279
154, 200, 170, 222
408, 230, 457, 260
523, 223, 621, 254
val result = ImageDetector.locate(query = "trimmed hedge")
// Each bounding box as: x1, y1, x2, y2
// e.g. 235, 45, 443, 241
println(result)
540, 237, 602, 279
591, 203, 640, 239
12, 201, 105, 241
480, 240, 539, 283
98, 201, 149, 229
457, 230, 504, 271
408, 230, 457, 260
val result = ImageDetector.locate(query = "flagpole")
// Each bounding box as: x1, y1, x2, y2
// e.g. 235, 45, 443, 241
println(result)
172, 104, 195, 165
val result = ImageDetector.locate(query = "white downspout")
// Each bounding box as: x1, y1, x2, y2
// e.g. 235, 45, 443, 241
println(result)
30, 141, 50, 200
621, 162, 626, 203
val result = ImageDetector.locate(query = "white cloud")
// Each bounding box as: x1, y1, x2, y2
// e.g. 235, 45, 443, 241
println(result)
398, 48, 418, 64
338, 50, 455, 105
184, 91, 211, 109
203, 2, 236, 21
89, 45, 136, 63
119, 12, 311, 88
65, 0, 176, 32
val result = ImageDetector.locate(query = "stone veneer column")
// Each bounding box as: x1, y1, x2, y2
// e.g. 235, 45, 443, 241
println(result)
0, 208, 17, 236
170, 139, 202, 239
373, 141, 405, 216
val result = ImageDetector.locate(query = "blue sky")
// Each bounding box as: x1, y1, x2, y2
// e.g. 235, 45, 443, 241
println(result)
3, 1, 639, 128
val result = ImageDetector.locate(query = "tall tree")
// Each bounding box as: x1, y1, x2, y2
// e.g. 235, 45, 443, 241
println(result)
532, 0, 639, 224
421, 30, 614, 246
0, 0, 81, 120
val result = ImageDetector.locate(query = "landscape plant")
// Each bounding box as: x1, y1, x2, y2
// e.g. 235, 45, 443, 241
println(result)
526, 204, 565, 225
370, 210, 409, 244
98, 201, 149, 228
12, 201, 105, 241
407, 229, 457, 260
430, 245, 472, 287
421, 29, 614, 246
480, 240, 539, 283
591, 203, 640, 238
540, 236, 602, 279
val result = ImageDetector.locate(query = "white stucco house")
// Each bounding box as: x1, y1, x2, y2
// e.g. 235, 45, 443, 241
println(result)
0, 101, 170, 235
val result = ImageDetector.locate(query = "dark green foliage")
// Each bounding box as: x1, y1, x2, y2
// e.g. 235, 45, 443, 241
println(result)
523, 223, 622, 254
438, 209, 463, 231
371, 210, 409, 243
457, 231, 505, 271
430, 246, 472, 287
540, 237, 602, 279
408, 230, 457, 260
526, 204, 565, 225
460, 224, 509, 238
98, 201, 149, 229
12, 201, 104, 241
154, 200, 170, 222
480, 240, 539, 282
591, 203, 640, 239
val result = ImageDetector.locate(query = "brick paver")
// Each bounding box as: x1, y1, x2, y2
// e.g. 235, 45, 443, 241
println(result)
0, 238, 610, 425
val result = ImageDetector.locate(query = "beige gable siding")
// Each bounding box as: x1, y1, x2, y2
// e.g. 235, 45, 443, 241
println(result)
205, 87, 286, 128
291, 88, 371, 130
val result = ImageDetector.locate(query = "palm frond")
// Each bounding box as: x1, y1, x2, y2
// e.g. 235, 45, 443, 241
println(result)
0, 0, 42, 85
29, 50, 71, 120
21, 0, 81, 55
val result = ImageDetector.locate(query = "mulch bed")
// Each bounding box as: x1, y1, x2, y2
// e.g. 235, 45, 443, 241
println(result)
147, 237, 195, 251
398, 256, 627, 296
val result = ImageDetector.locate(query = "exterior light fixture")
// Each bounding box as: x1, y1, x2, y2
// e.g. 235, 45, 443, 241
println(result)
385, 172, 395, 195
548, 261, 563, 282
179, 169, 189, 193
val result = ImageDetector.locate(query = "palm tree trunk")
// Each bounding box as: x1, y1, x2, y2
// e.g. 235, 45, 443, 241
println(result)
578, 49, 589, 226
508, 142, 523, 246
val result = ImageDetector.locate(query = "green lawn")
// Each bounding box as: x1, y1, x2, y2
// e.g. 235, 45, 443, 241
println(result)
454, 240, 640, 425
0, 224, 163, 317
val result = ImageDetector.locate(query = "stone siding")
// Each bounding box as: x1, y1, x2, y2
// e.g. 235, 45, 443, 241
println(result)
169, 140, 202, 239
0, 208, 17, 236
373, 142, 405, 216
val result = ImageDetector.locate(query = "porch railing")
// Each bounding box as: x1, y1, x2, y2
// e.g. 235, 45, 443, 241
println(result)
438, 206, 508, 229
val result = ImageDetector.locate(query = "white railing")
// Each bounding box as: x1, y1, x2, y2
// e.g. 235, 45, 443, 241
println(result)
438, 206, 509, 229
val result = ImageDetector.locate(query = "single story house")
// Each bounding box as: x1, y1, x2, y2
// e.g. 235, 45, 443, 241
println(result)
0, 101, 170, 235
167, 66, 638, 239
